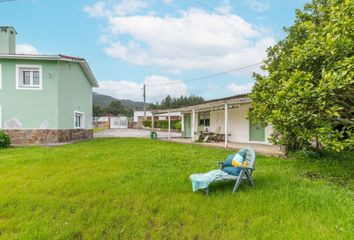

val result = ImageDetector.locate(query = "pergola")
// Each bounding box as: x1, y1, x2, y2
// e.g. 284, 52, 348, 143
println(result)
151, 94, 251, 148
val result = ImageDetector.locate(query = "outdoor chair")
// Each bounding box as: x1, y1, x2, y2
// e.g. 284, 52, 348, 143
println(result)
195, 126, 204, 141
190, 147, 256, 195
209, 126, 221, 142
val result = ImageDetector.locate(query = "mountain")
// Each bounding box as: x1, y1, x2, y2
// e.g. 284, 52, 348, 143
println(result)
93, 92, 146, 109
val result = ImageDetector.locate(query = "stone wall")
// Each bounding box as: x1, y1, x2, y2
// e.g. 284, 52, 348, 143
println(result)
4, 129, 93, 145
92, 121, 110, 129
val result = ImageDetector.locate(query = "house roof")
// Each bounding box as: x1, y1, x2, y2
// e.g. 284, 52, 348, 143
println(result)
152, 93, 251, 114
0, 53, 98, 87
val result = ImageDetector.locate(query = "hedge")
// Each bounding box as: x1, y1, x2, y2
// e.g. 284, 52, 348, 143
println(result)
142, 120, 181, 131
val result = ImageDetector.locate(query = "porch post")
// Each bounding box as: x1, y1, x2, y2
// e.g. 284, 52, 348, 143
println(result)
192, 109, 195, 142
181, 113, 184, 137
168, 111, 171, 140
151, 113, 154, 131
224, 103, 228, 148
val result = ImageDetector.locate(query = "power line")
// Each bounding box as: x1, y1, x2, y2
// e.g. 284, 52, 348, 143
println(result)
193, 1, 246, 26
145, 62, 262, 87
0, 0, 17, 3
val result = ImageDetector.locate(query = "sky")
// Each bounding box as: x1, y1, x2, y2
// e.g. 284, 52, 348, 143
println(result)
0, 0, 308, 103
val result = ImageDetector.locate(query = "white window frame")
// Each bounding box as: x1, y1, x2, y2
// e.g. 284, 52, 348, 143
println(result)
74, 111, 85, 129
0, 105, 2, 129
16, 64, 42, 90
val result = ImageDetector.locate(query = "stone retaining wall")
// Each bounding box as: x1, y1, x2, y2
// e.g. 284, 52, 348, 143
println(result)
4, 129, 93, 145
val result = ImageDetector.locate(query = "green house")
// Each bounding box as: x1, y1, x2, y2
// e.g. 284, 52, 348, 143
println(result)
0, 26, 98, 144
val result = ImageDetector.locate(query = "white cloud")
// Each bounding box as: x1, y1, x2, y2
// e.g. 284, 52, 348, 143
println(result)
83, 1, 108, 17
16, 44, 39, 54
242, 0, 270, 12
227, 82, 254, 95
85, 3, 275, 73
84, 0, 148, 17
95, 75, 187, 102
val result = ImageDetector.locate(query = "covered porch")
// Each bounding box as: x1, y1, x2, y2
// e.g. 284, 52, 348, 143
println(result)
151, 94, 284, 156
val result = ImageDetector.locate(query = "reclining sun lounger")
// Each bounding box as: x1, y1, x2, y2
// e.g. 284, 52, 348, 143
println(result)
190, 147, 256, 194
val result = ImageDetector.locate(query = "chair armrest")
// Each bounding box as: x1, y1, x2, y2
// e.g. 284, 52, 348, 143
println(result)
217, 161, 224, 165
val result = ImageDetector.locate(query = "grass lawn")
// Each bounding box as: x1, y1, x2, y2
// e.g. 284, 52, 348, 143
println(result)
0, 138, 353, 239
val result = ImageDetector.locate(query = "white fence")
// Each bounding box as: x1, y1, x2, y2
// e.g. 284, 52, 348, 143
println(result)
110, 117, 128, 129
93, 117, 109, 122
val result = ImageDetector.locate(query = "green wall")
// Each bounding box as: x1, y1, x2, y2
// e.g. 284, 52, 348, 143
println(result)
0, 59, 59, 129
58, 61, 92, 129
0, 59, 93, 129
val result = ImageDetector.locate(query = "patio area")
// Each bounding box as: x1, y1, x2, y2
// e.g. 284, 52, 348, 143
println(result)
162, 137, 285, 157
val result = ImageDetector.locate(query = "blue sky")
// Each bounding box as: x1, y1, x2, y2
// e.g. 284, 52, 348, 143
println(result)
0, 0, 308, 103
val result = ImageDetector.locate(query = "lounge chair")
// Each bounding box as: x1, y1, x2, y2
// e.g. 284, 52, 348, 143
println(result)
190, 147, 256, 194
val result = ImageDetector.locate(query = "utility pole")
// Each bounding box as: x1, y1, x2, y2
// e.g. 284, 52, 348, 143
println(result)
143, 84, 146, 120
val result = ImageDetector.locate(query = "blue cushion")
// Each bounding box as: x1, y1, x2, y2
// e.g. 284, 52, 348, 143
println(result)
222, 167, 241, 176
222, 154, 235, 168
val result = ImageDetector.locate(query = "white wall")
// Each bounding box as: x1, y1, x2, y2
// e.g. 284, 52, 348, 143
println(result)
134, 111, 153, 122
133, 111, 181, 122
193, 103, 273, 144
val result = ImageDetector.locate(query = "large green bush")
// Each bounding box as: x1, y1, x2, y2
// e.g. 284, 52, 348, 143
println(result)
250, 0, 354, 152
0, 131, 11, 149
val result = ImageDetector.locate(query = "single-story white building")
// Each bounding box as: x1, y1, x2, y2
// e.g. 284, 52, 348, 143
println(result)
133, 110, 181, 122
152, 94, 276, 149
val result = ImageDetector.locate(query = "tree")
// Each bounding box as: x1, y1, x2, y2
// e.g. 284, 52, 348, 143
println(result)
150, 95, 205, 109
250, 0, 353, 152
93, 104, 103, 117
103, 100, 123, 116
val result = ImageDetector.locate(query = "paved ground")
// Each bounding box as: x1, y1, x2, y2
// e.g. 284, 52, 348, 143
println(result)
94, 128, 182, 139
95, 128, 284, 156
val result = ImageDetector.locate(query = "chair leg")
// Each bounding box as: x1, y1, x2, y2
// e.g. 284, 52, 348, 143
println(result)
232, 171, 244, 193
245, 171, 255, 188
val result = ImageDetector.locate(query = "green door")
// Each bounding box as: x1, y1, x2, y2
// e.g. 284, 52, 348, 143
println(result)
249, 120, 265, 142
184, 114, 192, 138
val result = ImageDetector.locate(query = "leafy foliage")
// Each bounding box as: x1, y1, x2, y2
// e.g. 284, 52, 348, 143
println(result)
93, 100, 133, 117
142, 120, 181, 131
250, 0, 354, 152
0, 131, 11, 149
150, 95, 205, 109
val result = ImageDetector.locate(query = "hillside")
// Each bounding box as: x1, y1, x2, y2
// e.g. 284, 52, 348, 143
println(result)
93, 92, 145, 109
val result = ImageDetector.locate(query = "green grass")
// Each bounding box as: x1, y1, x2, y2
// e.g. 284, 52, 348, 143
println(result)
0, 138, 353, 239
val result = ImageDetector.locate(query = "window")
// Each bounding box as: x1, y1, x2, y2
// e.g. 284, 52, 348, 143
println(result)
16, 65, 42, 89
199, 112, 210, 126
74, 111, 85, 129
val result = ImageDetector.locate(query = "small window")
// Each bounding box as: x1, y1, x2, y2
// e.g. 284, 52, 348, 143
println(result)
74, 112, 85, 129
16, 65, 42, 89
199, 112, 210, 127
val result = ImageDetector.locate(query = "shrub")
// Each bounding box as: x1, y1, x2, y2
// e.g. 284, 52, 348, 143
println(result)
142, 120, 152, 128
142, 120, 181, 130
0, 131, 11, 149
174, 121, 182, 131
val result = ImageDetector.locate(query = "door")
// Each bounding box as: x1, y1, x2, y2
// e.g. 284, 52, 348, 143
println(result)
183, 114, 191, 138
249, 120, 265, 142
